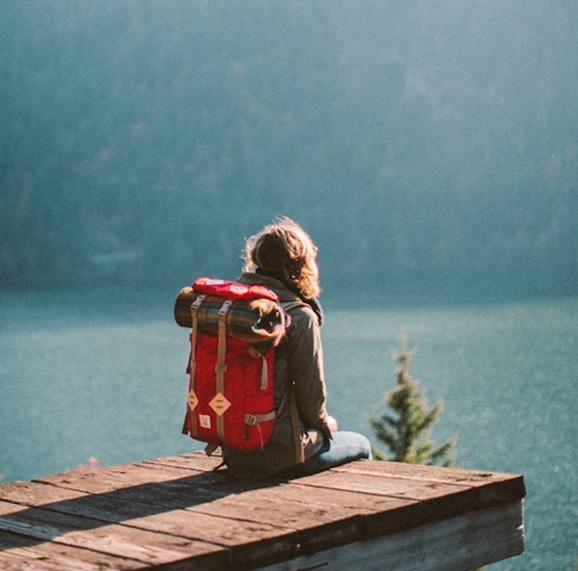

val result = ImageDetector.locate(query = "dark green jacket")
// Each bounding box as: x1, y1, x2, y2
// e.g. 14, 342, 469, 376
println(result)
222, 272, 331, 478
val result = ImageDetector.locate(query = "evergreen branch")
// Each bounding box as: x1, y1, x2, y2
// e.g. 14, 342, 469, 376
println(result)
367, 331, 456, 467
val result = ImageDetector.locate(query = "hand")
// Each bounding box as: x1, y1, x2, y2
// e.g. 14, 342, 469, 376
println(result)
326, 415, 338, 432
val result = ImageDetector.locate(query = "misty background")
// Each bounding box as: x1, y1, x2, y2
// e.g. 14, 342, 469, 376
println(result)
1, 1, 577, 299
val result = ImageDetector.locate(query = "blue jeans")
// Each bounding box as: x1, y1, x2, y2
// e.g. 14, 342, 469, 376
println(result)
279, 431, 372, 479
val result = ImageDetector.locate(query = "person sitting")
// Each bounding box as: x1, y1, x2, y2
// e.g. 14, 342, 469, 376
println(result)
222, 217, 371, 479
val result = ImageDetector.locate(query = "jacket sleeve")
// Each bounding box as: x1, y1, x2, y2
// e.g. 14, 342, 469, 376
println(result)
287, 305, 331, 439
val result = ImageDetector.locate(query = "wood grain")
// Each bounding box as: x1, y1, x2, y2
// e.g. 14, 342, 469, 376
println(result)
0, 453, 525, 571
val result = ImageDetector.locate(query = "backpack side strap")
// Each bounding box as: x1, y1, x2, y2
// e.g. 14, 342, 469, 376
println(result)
183, 295, 206, 438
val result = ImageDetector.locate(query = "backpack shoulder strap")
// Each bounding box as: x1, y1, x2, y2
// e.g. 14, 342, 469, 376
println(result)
282, 300, 306, 312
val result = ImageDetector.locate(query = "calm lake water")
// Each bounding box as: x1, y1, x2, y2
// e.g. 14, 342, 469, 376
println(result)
1, 285, 576, 570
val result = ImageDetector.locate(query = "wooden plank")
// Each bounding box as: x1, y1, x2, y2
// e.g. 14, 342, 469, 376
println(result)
256, 501, 524, 571
0, 551, 87, 571
32, 460, 210, 494
0, 499, 228, 570
334, 460, 526, 505
0, 481, 87, 506
292, 467, 482, 529
142, 452, 224, 472
0, 529, 144, 571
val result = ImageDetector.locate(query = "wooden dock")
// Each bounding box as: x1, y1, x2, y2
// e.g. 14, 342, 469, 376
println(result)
0, 453, 525, 570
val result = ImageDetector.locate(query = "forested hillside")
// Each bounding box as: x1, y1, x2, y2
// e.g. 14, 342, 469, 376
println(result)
2, 1, 577, 297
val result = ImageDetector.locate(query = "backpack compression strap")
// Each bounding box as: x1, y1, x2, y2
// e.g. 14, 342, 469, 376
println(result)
186, 294, 206, 439
214, 299, 233, 443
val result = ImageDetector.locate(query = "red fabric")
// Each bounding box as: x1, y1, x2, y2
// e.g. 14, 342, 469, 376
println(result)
186, 332, 275, 450
193, 277, 278, 302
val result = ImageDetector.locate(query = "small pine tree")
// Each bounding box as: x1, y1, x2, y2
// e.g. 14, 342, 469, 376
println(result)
368, 331, 456, 467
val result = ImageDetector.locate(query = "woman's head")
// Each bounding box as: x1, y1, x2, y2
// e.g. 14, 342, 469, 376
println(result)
244, 217, 320, 299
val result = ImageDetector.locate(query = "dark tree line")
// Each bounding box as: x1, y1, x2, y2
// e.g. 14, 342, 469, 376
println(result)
1, 1, 577, 297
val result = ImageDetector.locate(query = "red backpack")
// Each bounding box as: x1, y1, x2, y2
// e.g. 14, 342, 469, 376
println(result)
174, 277, 291, 453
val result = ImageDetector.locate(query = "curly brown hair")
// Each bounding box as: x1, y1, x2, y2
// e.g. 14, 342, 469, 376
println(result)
243, 217, 321, 299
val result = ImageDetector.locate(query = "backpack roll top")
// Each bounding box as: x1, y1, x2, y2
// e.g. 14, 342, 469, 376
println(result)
174, 277, 288, 351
